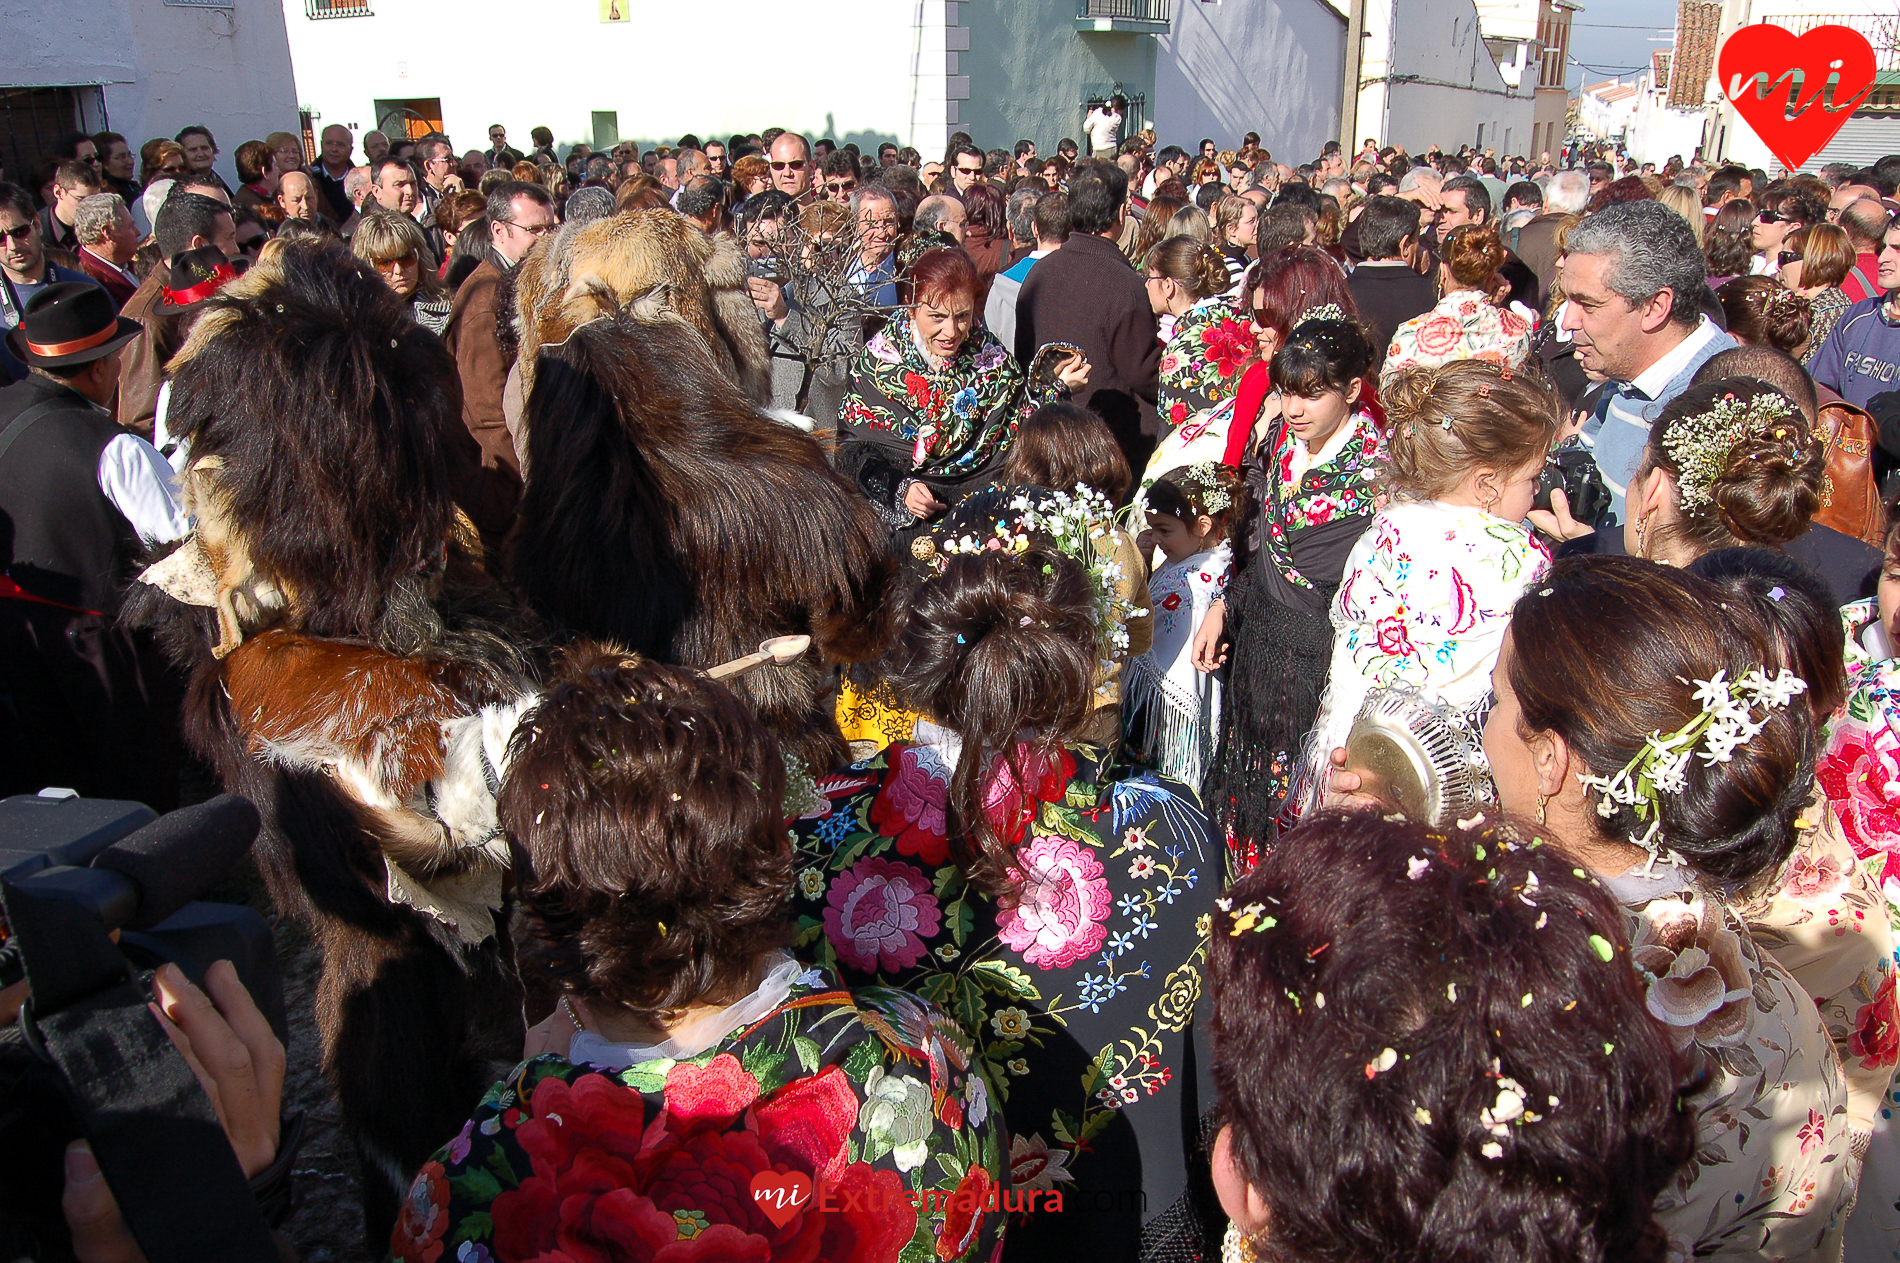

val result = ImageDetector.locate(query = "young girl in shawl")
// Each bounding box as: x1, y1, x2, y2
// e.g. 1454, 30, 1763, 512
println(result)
836, 247, 1087, 539
1125, 462, 1243, 790
1303, 360, 1560, 794
1193, 318, 1382, 872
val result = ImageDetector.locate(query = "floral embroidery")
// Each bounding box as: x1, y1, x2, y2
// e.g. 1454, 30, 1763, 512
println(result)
1158, 297, 1253, 427
1250, 413, 1384, 593
998, 834, 1113, 970
825, 856, 944, 973
393, 967, 1005, 1263
1381, 289, 1532, 387
1851, 972, 1899, 1069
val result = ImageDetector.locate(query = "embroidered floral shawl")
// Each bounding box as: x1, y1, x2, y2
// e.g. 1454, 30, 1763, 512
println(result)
839, 308, 1032, 477
1158, 297, 1254, 432
1252, 411, 1384, 593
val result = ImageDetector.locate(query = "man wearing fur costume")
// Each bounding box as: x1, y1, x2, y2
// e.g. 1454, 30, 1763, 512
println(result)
126, 243, 544, 1248
506, 209, 897, 774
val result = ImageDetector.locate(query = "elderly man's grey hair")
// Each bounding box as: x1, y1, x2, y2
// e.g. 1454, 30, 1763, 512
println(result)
564, 185, 616, 227
73, 192, 128, 246
1544, 169, 1590, 215
1563, 199, 1706, 329
1005, 186, 1039, 245
914, 194, 962, 237
848, 183, 896, 218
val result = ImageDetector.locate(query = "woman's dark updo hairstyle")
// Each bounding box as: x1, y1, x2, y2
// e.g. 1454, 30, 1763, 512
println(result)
1687, 547, 1846, 722
1145, 235, 1228, 300
1702, 200, 1758, 278
1210, 811, 1698, 1263
885, 546, 1099, 894
1000, 401, 1133, 503
1717, 276, 1811, 357
498, 647, 793, 1023
1270, 318, 1375, 399
1507, 555, 1816, 887
1639, 377, 1826, 553
1441, 223, 1506, 290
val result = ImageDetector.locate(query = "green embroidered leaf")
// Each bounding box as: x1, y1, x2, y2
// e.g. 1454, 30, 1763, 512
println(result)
793, 1034, 822, 1075
621, 1058, 675, 1094
1080, 1045, 1114, 1097
743, 1046, 786, 1084
917, 971, 958, 1006
450, 1166, 502, 1202
862, 1127, 894, 1164
955, 977, 985, 1032
457, 1210, 494, 1242
937, 1150, 967, 1182
969, 959, 1042, 1002
1052, 1110, 1078, 1144
794, 920, 825, 949
1074, 1107, 1116, 1145
843, 1038, 881, 1082
984, 1038, 1025, 1059
933, 865, 962, 897
484, 1143, 518, 1189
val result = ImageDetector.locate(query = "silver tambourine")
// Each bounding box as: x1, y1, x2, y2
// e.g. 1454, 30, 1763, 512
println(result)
1342, 685, 1497, 826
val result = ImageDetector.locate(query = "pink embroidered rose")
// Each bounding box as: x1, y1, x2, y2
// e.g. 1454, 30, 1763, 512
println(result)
824, 856, 942, 973
1303, 495, 1340, 525
997, 835, 1111, 970
1818, 733, 1900, 860
869, 743, 953, 866
1374, 616, 1416, 660
1160, 354, 1182, 375
1851, 972, 1899, 1069
1413, 314, 1464, 358
1782, 851, 1847, 901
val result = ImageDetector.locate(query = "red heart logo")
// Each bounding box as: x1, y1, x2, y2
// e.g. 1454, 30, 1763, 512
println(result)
1718, 24, 1877, 170
749, 1170, 813, 1228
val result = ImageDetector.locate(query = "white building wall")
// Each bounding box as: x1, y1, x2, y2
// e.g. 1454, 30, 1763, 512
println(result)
279, 0, 948, 156
1153, 0, 1346, 158
1358, 0, 1533, 152
7, 0, 297, 189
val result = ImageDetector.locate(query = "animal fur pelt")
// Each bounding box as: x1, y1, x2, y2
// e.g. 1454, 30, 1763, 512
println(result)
120, 242, 546, 1250
511, 208, 770, 408
508, 312, 896, 774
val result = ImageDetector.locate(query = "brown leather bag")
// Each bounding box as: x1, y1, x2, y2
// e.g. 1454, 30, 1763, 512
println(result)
1813, 398, 1888, 548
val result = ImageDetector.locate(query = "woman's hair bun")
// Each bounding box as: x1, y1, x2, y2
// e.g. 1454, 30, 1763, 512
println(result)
1443, 224, 1506, 289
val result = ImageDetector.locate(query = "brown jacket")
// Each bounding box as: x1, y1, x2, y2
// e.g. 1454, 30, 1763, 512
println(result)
114, 261, 171, 442
442, 257, 523, 537
1513, 211, 1569, 298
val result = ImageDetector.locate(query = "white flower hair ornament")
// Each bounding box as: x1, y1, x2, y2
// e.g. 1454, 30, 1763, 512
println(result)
1575, 668, 1807, 873
1293, 302, 1348, 329
1184, 462, 1233, 515
1660, 390, 1795, 516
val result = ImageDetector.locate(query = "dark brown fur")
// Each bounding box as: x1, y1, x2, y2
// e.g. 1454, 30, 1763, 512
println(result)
508, 313, 897, 772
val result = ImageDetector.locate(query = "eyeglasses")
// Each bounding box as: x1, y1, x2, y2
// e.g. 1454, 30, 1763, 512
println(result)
825, 181, 857, 193
501, 219, 558, 237
371, 252, 419, 269
1778, 249, 1803, 268
159, 164, 186, 176
955, 165, 984, 176
80, 153, 102, 166
769, 159, 806, 171
0, 222, 33, 244
1756, 210, 1797, 224
236, 235, 269, 252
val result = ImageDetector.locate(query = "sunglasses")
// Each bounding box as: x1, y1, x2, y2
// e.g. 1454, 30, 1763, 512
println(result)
371, 252, 419, 269
1778, 249, 1802, 268
769, 159, 806, 171
0, 222, 33, 244
1756, 210, 1798, 224
955, 165, 983, 176
825, 181, 857, 193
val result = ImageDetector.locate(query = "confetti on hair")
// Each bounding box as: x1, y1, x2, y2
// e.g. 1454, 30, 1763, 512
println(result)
1365, 1048, 1398, 1078
1768, 586, 1786, 602
1588, 934, 1615, 962
1447, 982, 1458, 1002
1602, 1042, 1615, 1055
1414, 1106, 1433, 1125
1407, 855, 1431, 880
1535, 911, 1548, 928
1521, 993, 1533, 1007
1481, 1142, 1505, 1160
1314, 991, 1326, 1009
1455, 812, 1487, 830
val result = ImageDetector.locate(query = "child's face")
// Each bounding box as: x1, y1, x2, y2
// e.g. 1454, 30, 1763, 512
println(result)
1282, 379, 1362, 450
1147, 510, 1213, 565
1482, 455, 1547, 523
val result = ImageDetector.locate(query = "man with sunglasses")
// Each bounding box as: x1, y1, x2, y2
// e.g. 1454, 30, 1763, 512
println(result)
948, 143, 986, 196
0, 183, 101, 384
819, 150, 859, 205
767, 132, 814, 199
443, 181, 556, 521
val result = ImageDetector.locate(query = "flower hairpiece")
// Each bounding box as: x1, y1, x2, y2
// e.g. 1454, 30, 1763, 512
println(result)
1184, 461, 1233, 514
1661, 391, 1796, 515
1576, 668, 1807, 870
1293, 302, 1347, 330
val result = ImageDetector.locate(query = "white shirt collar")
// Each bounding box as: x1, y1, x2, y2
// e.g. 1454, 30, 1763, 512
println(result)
1626, 316, 1721, 400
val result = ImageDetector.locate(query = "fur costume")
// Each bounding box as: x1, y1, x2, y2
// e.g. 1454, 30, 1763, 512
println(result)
509, 311, 895, 774
123, 244, 544, 1248
511, 208, 770, 409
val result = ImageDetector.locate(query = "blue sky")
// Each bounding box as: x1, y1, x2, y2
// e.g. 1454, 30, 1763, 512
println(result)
1564, 0, 1676, 90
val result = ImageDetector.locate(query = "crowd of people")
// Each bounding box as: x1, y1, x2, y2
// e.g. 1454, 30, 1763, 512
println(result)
9, 110, 1900, 1263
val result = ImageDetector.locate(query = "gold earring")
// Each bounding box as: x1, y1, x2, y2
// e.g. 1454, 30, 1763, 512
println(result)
1634, 515, 1650, 558
1222, 1224, 1261, 1263
1536, 792, 1547, 826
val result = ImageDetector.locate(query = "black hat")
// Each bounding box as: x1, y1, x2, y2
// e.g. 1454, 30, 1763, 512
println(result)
5, 282, 142, 370
160, 246, 240, 312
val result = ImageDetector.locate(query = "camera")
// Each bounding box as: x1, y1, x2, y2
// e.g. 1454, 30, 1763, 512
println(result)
746, 254, 786, 285
0, 790, 288, 1262
1531, 437, 1615, 531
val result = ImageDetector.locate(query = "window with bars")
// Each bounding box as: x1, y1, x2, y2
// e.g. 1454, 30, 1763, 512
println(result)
306, 0, 372, 17
1, 86, 106, 186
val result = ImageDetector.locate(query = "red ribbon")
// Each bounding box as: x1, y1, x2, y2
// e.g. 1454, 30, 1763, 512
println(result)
0, 574, 104, 617
161, 264, 238, 307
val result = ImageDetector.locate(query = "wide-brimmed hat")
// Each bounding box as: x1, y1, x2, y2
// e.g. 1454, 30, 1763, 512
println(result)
5, 282, 142, 369
160, 246, 241, 311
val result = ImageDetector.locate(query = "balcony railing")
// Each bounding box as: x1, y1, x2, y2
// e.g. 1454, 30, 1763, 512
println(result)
1076, 0, 1170, 33
306, 0, 371, 18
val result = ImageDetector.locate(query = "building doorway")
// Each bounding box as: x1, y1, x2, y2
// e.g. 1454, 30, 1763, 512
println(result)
373, 98, 444, 141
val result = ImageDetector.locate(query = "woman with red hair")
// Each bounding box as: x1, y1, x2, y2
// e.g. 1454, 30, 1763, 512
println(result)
838, 247, 1088, 534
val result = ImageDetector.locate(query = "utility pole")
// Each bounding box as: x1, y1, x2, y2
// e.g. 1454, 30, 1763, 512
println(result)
1339, 0, 1368, 147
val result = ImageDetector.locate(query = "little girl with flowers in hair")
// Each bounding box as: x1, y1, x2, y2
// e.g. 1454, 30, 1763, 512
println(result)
1126, 461, 1245, 790
1303, 359, 1560, 792
1194, 317, 1383, 869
